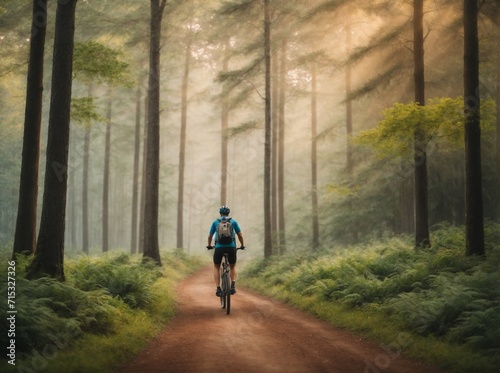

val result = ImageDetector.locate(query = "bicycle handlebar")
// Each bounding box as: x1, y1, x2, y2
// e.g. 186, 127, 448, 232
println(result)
206, 246, 245, 251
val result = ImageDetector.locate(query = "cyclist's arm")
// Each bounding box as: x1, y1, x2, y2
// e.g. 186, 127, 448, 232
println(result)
236, 232, 244, 247
208, 222, 216, 247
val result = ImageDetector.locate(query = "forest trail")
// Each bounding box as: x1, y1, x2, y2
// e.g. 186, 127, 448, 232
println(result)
118, 266, 448, 373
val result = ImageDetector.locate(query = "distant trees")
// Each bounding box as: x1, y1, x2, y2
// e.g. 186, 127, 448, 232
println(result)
12, 0, 47, 258
131, 80, 144, 254
72, 41, 129, 254
263, 0, 273, 258
176, 30, 193, 250
2, 0, 498, 263
215, 0, 297, 257
310, 64, 320, 251
27, 0, 78, 280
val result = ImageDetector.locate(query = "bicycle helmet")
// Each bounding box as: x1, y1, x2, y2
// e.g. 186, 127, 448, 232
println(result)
219, 205, 230, 215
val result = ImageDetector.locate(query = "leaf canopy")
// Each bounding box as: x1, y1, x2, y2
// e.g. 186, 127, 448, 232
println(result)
355, 97, 496, 159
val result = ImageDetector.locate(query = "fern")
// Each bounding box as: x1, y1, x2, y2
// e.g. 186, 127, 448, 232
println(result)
68, 254, 162, 309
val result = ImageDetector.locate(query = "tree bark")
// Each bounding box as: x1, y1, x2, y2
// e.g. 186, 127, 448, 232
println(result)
13, 0, 47, 258
176, 37, 192, 250
463, 0, 485, 256
413, 0, 430, 248
263, 0, 273, 258
82, 123, 90, 255
143, 0, 167, 265
102, 89, 113, 252
139, 94, 148, 254
26, 0, 78, 281
220, 39, 229, 205
495, 24, 500, 220
345, 25, 354, 175
311, 64, 320, 252
278, 40, 286, 254
131, 83, 142, 254
271, 40, 279, 254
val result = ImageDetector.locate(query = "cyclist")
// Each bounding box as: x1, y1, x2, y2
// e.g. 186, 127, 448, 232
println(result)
207, 206, 244, 296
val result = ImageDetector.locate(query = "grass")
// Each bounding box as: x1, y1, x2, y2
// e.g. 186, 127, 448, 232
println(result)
0, 248, 203, 373
239, 222, 500, 373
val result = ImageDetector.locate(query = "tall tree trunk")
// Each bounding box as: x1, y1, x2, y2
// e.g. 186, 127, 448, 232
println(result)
271, 39, 279, 254
463, 0, 485, 256
26, 0, 78, 281
176, 37, 191, 250
220, 39, 229, 205
139, 94, 148, 254
13, 0, 47, 258
82, 124, 90, 255
345, 25, 354, 175
82, 108, 92, 254
311, 64, 320, 252
102, 89, 113, 252
277, 40, 286, 254
143, 0, 167, 265
413, 0, 430, 248
495, 25, 500, 220
131, 83, 142, 254
263, 0, 273, 258
401, 175, 415, 234
68, 133, 77, 250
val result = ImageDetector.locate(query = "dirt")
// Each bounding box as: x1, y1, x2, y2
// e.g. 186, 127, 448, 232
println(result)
118, 266, 449, 373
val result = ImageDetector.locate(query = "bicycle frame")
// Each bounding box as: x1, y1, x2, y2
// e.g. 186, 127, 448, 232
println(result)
207, 246, 244, 315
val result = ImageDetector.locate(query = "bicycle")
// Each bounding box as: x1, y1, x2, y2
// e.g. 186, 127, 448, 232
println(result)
207, 246, 244, 315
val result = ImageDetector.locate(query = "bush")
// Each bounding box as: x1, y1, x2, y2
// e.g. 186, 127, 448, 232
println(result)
0, 275, 119, 357
240, 223, 500, 356
0, 249, 202, 365
67, 254, 162, 309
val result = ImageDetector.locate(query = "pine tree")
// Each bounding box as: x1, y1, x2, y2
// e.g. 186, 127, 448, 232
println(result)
27, 0, 78, 281
12, 0, 47, 258
463, 0, 485, 256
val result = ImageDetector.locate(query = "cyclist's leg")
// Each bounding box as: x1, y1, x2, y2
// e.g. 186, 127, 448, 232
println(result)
228, 247, 237, 292
229, 263, 237, 283
213, 249, 223, 294
213, 263, 221, 287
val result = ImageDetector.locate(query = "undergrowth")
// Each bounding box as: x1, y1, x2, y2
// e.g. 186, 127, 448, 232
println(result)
240, 222, 500, 372
0, 249, 202, 373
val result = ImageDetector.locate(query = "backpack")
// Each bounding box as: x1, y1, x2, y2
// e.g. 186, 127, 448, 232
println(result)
217, 218, 233, 244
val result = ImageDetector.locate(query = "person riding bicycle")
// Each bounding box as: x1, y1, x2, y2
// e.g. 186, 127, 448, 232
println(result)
207, 206, 244, 297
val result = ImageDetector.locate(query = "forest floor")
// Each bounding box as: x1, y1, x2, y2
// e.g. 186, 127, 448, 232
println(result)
117, 266, 449, 373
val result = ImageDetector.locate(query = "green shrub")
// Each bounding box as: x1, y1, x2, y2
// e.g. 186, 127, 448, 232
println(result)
241, 223, 500, 358
0, 275, 118, 357
67, 254, 162, 309
0, 248, 203, 371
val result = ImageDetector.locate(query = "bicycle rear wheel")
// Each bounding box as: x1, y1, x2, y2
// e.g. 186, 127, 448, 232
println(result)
222, 273, 231, 315
220, 273, 228, 309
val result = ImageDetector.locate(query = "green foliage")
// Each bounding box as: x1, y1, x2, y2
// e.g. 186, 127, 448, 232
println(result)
355, 97, 496, 159
240, 223, 500, 361
0, 272, 120, 357
67, 253, 163, 309
224, 120, 259, 139
0, 249, 203, 370
71, 97, 107, 127
73, 41, 130, 86
317, 95, 498, 245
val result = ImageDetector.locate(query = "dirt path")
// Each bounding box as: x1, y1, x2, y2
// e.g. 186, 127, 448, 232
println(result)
118, 266, 449, 373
